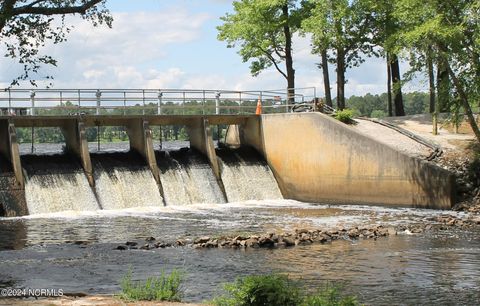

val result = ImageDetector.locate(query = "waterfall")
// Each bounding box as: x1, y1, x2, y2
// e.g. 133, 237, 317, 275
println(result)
22, 154, 99, 214
217, 147, 283, 202
157, 148, 226, 205
91, 152, 163, 210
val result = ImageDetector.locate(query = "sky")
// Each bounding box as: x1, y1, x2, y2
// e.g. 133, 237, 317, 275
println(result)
0, 0, 427, 97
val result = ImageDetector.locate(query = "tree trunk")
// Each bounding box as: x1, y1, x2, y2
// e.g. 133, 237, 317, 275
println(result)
390, 54, 405, 116
427, 50, 437, 135
321, 49, 332, 107
282, 5, 295, 103
336, 48, 346, 110
446, 63, 480, 142
387, 54, 393, 117
436, 59, 450, 113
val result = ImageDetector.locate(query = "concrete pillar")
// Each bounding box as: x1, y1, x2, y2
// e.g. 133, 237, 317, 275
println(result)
0, 119, 28, 216
61, 120, 94, 187
0, 120, 24, 188
187, 118, 222, 180
224, 124, 241, 149
126, 119, 162, 187
238, 116, 265, 155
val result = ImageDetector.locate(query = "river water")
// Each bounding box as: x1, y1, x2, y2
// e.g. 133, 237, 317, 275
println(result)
0, 143, 478, 304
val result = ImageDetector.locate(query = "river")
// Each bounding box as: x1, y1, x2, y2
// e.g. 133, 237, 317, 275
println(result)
0, 142, 478, 304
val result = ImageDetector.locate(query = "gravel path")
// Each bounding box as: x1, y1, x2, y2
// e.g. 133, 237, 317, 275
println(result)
382, 114, 475, 150
353, 118, 433, 158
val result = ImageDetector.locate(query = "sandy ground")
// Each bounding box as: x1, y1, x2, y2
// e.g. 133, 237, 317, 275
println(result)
382, 114, 475, 150
0, 296, 204, 306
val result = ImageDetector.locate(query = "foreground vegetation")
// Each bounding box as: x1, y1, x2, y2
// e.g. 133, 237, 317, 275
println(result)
212, 274, 358, 306
119, 269, 183, 302
118, 271, 359, 305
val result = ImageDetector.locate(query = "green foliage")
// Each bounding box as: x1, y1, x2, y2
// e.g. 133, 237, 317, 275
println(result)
302, 0, 373, 68
334, 109, 354, 124
213, 274, 302, 306
119, 269, 183, 302
346, 92, 430, 117
212, 274, 359, 306
302, 285, 358, 306
217, 0, 302, 79
1, 1, 112, 86
370, 110, 387, 119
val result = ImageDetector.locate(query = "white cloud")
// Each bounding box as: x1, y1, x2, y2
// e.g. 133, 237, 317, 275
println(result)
0, 5, 426, 100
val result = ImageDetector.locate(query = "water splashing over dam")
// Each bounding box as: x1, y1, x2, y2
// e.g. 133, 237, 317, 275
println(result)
22, 154, 99, 214
217, 146, 283, 202
91, 152, 164, 210
157, 148, 226, 205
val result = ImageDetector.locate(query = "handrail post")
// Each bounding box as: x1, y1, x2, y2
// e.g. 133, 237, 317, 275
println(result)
183, 91, 186, 115
157, 90, 163, 115
202, 90, 206, 115
215, 91, 220, 115
123, 91, 127, 115
8, 89, 11, 115
239, 91, 242, 115
30, 90, 36, 116
96, 89, 101, 115
142, 89, 146, 115
78, 89, 81, 112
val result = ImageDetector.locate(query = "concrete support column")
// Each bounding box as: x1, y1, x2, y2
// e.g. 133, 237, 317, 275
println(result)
126, 119, 162, 187
0, 120, 24, 188
237, 116, 265, 155
61, 120, 95, 187
0, 119, 28, 216
187, 118, 221, 180
224, 124, 241, 149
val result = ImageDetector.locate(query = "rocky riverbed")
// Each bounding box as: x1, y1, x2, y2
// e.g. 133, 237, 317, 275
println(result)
110, 213, 480, 252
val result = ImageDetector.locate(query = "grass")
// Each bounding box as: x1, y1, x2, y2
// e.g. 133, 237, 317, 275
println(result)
119, 268, 183, 302
212, 274, 360, 306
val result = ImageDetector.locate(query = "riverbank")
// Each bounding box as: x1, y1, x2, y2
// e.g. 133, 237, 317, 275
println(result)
0, 296, 202, 305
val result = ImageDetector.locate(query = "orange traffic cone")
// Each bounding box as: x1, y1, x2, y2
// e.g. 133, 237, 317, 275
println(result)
255, 98, 262, 115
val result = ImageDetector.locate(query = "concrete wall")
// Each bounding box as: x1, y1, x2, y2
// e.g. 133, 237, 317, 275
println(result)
239, 113, 454, 209
0, 119, 28, 216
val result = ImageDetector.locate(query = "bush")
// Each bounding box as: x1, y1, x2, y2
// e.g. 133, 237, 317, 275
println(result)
334, 109, 355, 124
212, 274, 302, 306
302, 285, 359, 306
212, 274, 360, 306
119, 268, 183, 302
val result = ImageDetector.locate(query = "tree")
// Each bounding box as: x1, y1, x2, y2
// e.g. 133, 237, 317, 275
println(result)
364, 0, 406, 116
1, 0, 112, 86
302, 0, 373, 110
217, 0, 302, 102
394, 0, 480, 142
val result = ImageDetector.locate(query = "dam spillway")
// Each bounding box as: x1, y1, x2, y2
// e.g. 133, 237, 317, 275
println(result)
91, 152, 164, 210
157, 149, 226, 205
0, 113, 455, 217
22, 154, 99, 214
217, 146, 282, 202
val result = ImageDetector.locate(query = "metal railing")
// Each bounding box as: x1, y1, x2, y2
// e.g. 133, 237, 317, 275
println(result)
0, 87, 317, 116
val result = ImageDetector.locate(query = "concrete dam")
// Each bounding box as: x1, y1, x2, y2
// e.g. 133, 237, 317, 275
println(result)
0, 113, 454, 217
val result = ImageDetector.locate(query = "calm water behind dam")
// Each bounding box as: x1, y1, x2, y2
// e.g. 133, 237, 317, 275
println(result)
0, 143, 478, 304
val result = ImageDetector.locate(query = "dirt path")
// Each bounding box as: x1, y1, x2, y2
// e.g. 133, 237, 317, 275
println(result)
0, 296, 204, 306
382, 114, 475, 150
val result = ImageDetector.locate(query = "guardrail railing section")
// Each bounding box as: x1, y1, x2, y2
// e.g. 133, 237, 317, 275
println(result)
0, 87, 317, 116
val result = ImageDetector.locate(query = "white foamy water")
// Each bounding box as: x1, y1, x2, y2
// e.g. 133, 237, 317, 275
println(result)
158, 151, 226, 205
218, 149, 283, 202
94, 165, 163, 210
25, 171, 99, 214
